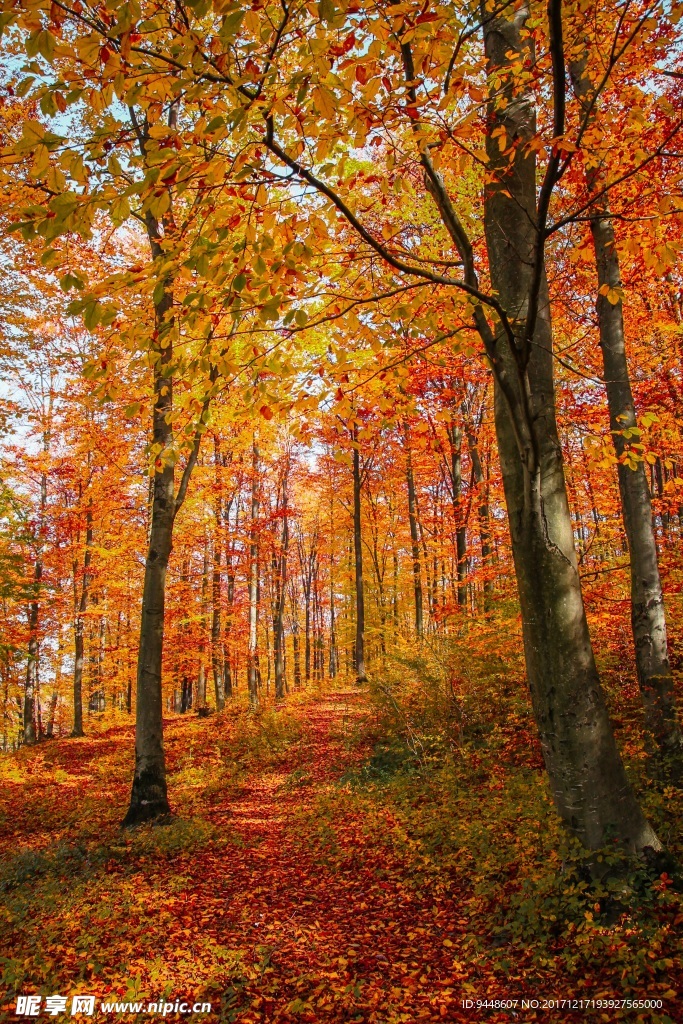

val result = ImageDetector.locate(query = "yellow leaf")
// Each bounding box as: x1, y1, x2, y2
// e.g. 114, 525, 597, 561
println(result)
313, 86, 336, 121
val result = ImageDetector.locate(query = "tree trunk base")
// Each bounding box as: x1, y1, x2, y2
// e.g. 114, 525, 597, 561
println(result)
122, 769, 171, 828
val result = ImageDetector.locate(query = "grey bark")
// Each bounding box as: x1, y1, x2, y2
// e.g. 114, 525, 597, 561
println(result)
352, 422, 367, 682
124, 104, 216, 825
211, 436, 224, 711
247, 439, 260, 707
273, 452, 289, 700
463, 404, 493, 612
476, 3, 660, 853
122, 283, 174, 826
197, 537, 209, 708
405, 435, 424, 637
23, 459, 48, 746
71, 503, 93, 738
569, 56, 683, 779
445, 422, 468, 608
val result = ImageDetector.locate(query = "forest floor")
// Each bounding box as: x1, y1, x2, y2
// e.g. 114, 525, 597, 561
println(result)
0, 684, 682, 1024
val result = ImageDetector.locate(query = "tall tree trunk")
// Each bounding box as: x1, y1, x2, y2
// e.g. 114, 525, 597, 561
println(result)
570, 56, 683, 780
463, 407, 493, 613
392, 545, 400, 631
304, 580, 311, 682
352, 422, 367, 682
124, 105, 213, 823
446, 422, 468, 609
197, 537, 209, 708
211, 437, 224, 711
247, 439, 260, 708
24, 464, 47, 745
72, 503, 92, 738
44, 692, 58, 739
329, 587, 338, 678
126, 599, 133, 715
329, 487, 338, 678
223, 567, 235, 699
273, 454, 289, 700
292, 618, 302, 689
478, 3, 660, 854
405, 437, 424, 637
122, 282, 174, 826
223, 485, 239, 699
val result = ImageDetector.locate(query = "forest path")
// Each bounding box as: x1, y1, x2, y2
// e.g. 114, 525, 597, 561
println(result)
177, 688, 484, 1023
0, 689, 511, 1024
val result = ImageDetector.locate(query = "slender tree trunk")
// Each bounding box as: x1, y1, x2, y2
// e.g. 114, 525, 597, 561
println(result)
45, 689, 58, 738
247, 440, 260, 707
569, 57, 683, 780
274, 455, 289, 700
72, 504, 92, 738
392, 546, 399, 631
446, 423, 468, 609
124, 105, 213, 823
329, 591, 338, 678
211, 441, 224, 712
197, 537, 209, 708
126, 599, 133, 715
304, 581, 311, 682
292, 622, 302, 689
223, 488, 239, 699
223, 565, 235, 699
123, 285, 174, 825
463, 409, 493, 612
405, 438, 424, 637
352, 423, 367, 682
479, 4, 660, 854
24, 463, 48, 745
417, 504, 434, 625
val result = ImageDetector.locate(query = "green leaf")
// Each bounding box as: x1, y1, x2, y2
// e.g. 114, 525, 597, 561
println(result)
317, 0, 336, 23
59, 274, 84, 292
110, 196, 131, 225
16, 77, 35, 98
26, 29, 56, 63
219, 9, 245, 41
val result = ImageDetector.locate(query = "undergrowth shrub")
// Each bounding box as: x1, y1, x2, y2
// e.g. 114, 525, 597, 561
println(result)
332, 637, 683, 1011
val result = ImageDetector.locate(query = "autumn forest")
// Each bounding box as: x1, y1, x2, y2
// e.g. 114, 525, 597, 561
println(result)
0, 0, 682, 1020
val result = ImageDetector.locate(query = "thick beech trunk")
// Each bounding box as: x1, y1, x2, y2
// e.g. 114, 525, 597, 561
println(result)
570, 58, 683, 779
480, 5, 660, 854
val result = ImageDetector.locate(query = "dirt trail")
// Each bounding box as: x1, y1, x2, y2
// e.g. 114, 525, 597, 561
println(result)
182, 690, 475, 1022
0, 691, 505, 1024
